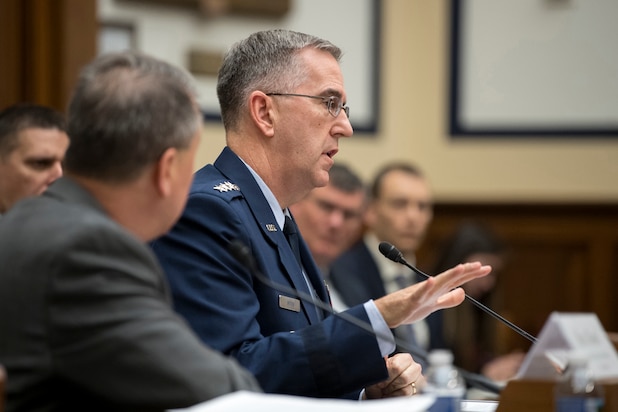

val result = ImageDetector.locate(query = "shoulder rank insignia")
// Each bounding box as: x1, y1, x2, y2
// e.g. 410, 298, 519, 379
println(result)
213, 181, 240, 192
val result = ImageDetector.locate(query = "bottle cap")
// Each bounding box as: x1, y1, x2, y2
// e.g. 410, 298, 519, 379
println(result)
428, 349, 454, 366
566, 350, 588, 368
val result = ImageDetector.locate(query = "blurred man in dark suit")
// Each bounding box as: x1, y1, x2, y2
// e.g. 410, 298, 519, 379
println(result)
330, 162, 447, 369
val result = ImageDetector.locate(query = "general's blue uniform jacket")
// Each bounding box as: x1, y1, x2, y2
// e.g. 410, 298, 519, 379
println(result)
152, 147, 388, 398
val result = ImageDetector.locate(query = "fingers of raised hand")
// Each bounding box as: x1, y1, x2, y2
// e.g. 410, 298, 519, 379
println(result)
437, 262, 492, 292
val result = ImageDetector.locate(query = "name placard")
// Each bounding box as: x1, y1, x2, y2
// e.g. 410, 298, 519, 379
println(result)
518, 312, 618, 380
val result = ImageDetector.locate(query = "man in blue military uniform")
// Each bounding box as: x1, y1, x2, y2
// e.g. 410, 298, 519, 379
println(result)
152, 29, 491, 400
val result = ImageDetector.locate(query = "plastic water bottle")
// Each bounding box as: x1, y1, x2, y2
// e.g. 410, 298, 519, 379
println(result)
554, 351, 604, 412
424, 349, 466, 412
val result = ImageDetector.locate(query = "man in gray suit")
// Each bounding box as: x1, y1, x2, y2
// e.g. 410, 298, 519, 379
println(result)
0, 52, 261, 412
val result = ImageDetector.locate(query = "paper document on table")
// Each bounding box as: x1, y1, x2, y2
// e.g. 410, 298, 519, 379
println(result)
169, 391, 436, 412
517, 312, 618, 380
461, 400, 499, 412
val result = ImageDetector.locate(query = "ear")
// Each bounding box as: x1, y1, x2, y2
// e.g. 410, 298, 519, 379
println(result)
153, 147, 178, 197
248, 91, 275, 137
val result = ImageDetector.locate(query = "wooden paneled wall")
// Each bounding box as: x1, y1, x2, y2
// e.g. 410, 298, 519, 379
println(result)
416, 203, 618, 354
0, 0, 96, 112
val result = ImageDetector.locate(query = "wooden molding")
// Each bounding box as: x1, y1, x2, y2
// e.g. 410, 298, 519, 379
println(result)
416, 202, 618, 355
0, 0, 96, 112
118, 0, 290, 18
187, 49, 223, 76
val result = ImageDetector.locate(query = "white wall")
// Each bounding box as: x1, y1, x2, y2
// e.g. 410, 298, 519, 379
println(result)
97, 0, 618, 203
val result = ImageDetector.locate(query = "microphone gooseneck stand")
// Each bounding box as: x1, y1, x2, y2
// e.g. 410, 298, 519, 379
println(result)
228, 239, 504, 395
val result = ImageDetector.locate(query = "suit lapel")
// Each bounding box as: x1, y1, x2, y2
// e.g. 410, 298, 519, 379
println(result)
215, 148, 324, 323
296, 226, 330, 316
358, 242, 388, 299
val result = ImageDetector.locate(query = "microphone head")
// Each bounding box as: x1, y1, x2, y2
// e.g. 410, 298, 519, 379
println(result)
378, 241, 403, 263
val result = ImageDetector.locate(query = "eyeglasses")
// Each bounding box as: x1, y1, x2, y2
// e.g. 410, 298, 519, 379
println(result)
266, 93, 350, 118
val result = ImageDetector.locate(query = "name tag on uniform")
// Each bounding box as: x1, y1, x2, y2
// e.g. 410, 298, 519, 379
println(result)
279, 295, 301, 312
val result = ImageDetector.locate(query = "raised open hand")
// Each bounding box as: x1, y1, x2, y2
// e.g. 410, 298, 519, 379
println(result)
374, 262, 492, 329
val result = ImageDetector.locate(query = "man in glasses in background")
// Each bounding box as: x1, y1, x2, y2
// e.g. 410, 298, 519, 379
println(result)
152, 29, 491, 400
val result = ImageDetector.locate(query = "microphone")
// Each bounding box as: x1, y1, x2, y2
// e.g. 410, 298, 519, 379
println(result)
378, 241, 538, 344
228, 239, 504, 395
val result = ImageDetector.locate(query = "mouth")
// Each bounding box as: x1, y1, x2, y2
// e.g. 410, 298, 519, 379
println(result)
324, 148, 338, 158
400, 233, 421, 244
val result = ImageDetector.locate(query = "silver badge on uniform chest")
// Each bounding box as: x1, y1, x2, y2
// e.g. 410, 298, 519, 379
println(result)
213, 181, 240, 192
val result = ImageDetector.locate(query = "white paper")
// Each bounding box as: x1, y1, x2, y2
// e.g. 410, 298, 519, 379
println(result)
517, 312, 618, 380
169, 391, 436, 412
461, 400, 499, 412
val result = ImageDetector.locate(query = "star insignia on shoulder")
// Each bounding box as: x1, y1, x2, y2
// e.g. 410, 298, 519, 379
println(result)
213, 181, 240, 192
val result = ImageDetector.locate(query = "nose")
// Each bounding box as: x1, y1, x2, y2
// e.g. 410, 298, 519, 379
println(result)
327, 209, 346, 228
406, 205, 430, 229
334, 111, 354, 138
405, 204, 421, 219
49, 161, 63, 182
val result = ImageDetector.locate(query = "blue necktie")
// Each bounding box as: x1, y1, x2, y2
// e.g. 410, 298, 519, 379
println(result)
283, 215, 302, 267
283, 215, 324, 320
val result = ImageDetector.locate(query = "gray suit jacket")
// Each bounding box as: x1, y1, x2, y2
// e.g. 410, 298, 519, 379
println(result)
0, 177, 261, 412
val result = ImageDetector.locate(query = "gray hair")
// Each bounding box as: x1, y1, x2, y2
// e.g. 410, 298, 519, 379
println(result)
217, 29, 342, 131
65, 52, 200, 183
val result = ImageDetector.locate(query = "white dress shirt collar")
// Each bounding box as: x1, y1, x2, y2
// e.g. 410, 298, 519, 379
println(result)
238, 157, 286, 230
364, 232, 417, 294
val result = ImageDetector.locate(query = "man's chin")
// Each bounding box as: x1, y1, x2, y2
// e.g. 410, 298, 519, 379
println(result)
313, 172, 330, 188
398, 242, 420, 256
